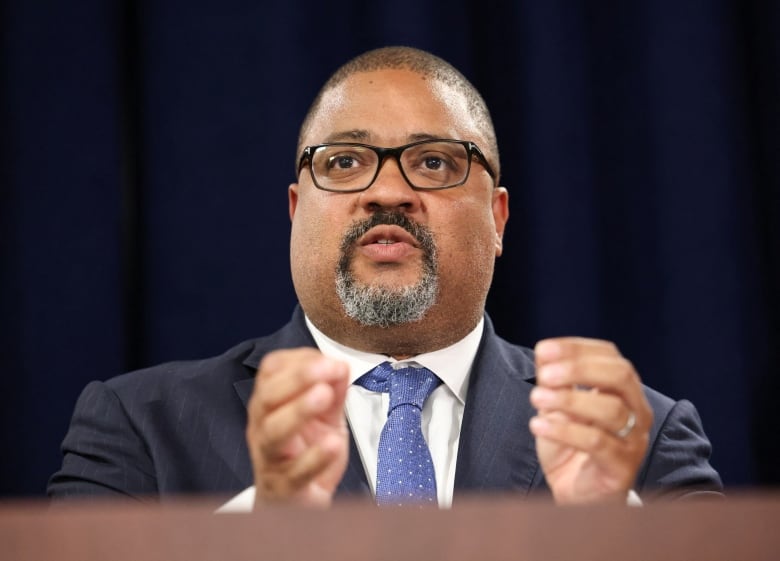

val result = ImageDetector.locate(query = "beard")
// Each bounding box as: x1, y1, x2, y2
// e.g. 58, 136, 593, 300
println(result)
335, 210, 439, 327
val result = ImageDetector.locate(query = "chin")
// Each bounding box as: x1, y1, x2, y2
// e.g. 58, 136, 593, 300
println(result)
353, 267, 423, 288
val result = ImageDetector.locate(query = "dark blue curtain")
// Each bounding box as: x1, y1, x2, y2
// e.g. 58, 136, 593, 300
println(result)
2, 0, 777, 496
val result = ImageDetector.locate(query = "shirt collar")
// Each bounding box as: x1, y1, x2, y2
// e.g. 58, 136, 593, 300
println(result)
304, 316, 483, 405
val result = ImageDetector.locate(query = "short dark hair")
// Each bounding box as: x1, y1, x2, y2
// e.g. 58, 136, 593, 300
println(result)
297, 46, 500, 180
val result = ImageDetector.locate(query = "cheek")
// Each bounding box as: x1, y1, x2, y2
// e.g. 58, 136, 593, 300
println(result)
438, 197, 496, 246
290, 196, 348, 265
291, 212, 327, 263
433, 200, 498, 273
290, 205, 337, 300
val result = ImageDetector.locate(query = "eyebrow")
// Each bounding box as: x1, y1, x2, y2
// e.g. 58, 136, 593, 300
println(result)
321, 130, 447, 144
407, 133, 441, 142
322, 130, 370, 143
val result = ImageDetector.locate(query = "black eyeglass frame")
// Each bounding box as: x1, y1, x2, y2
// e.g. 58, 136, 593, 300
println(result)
296, 138, 497, 193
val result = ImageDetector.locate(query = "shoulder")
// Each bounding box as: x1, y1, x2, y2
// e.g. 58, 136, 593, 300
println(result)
105, 339, 257, 393
637, 387, 723, 496
101, 305, 316, 402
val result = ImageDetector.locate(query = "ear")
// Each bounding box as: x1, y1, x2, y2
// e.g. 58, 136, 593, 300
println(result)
288, 183, 299, 222
492, 187, 509, 257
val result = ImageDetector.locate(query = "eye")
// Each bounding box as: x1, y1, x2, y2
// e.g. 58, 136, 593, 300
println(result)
412, 150, 456, 174
422, 156, 444, 171
320, 147, 373, 172
313, 146, 376, 184
328, 155, 357, 170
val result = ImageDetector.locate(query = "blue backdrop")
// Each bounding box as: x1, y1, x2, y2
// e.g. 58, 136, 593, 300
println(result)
1, 0, 778, 496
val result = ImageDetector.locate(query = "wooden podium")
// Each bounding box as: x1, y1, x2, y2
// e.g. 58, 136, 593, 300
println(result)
2, 494, 778, 560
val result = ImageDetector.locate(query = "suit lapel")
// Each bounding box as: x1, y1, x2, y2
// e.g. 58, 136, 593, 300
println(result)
454, 319, 543, 499
232, 306, 371, 499
335, 432, 372, 498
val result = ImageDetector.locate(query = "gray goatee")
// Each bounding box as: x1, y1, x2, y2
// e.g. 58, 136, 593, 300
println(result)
335, 210, 438, 327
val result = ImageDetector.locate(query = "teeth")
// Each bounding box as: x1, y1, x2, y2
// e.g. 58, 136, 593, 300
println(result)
376, 239, 395, 245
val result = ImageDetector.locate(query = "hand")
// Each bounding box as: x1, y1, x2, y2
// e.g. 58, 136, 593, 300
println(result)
529, 337, 653, 504
246, 348, 349, 507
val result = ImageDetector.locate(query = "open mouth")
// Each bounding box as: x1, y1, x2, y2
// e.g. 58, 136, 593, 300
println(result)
353, 225, 421, 263
359, 225, 420, 248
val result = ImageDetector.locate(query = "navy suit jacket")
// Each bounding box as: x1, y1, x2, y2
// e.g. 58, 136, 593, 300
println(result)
48, 306, 722, 502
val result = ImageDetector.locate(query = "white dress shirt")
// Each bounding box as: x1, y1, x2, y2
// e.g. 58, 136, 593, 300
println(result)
217, 316, 483, 512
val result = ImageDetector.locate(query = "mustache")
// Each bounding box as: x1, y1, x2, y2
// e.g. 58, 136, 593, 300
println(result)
338, 210, 437, 258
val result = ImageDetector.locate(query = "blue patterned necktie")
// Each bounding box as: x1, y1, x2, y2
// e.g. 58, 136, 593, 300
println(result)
356, 361, 442, 506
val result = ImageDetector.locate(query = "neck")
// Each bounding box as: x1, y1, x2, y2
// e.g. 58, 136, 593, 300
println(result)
305, 304, 484, 357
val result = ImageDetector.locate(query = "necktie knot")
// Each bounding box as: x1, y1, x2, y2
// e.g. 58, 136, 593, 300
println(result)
357, 361, 441, 413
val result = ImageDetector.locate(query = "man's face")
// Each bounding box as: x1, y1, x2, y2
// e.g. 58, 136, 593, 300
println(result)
334, 207, 439, 328
289, 68, 509, 355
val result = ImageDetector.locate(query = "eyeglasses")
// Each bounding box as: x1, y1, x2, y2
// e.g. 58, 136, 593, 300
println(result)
297, 139, 497, 193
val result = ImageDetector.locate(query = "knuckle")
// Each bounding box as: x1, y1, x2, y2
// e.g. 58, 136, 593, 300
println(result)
251, 424, 272, 456
587, 429, 607, 449
257, 386, 277, 410
557, 389, 574, 409
258, 470, 293, 498
288, 464, 314, 488
247, 392, 260, 413
626, 431, 650, 455
640, 401, 654, 426
617, 359, 635, 384
247, 393, 269, 424
259, 347, 317, 375
258, 350, 283, 373
608, 400, 625, 424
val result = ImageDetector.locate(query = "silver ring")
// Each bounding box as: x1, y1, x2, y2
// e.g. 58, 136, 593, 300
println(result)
615, 410, 636, 439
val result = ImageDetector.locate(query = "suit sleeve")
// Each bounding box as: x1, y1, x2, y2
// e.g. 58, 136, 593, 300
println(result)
47, 381, 158, 500
637, 398, 724, 500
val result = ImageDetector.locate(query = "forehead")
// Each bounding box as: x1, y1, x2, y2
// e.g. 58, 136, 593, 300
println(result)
304, 69, 485, 147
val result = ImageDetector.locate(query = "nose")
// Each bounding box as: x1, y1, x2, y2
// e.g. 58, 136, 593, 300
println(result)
359, 157, 422, 212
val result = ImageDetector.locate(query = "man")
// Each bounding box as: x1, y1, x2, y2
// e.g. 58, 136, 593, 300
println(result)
49, 46, 722, 508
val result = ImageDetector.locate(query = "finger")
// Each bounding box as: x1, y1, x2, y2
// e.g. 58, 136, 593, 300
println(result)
534, 356, 652, 426
529, 413, 639, 499
529, 412, 645, 462
259, 348, 347, 386
535, 337, 619, 366
257, 383, 339, 459
536, 355, 637, 391
259, 348, 324, 379
530, 386, 630, 433
258, 357, 349, 440
257, 432, 344, 502
321, 367, 350, 426
256, 352, 348, 413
